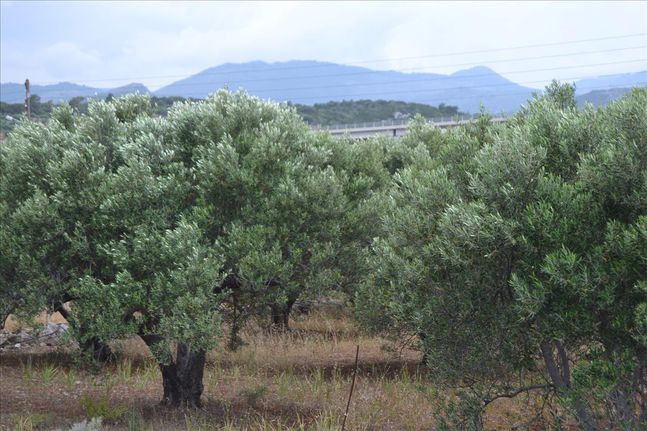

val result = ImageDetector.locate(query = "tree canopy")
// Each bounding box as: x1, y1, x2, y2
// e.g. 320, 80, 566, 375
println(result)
1, 85, 645, 427
0, 91, 353, 405
356, 85, 647, 430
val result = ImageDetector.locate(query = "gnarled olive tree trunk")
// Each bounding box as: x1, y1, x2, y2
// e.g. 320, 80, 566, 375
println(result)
142, 335, 207, 408
540, 340, 598, 431
270, 294, 297, 331
159, 344, 206, 408
81, 336, 115, 363
220, 274, 251, 351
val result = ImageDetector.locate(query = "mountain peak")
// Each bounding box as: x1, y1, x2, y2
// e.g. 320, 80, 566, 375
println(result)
450, 66, 497, 77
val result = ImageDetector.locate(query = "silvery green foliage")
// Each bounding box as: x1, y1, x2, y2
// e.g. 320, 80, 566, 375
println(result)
0, 92, 223, 359
176, 91, 351, 336
0, 90, 364, 403
512, 89, 646, 422
1, 104, 108, 326
358, 85, 647, 429
316, 135, 406, 302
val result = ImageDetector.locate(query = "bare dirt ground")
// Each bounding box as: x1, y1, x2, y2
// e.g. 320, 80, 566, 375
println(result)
0, 310, 575, 430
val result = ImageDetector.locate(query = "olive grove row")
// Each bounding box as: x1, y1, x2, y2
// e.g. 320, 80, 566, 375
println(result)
1, 84, 645, 430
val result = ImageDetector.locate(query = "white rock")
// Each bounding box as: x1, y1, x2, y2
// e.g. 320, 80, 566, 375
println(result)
38, 322, 69, 345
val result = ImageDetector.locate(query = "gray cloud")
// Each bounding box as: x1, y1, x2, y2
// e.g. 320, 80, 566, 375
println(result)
2, 1, 645, 90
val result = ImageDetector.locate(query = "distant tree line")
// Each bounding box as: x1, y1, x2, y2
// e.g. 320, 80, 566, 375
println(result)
1, 94, 464, 136
1, 95, 55, 136
290, 99, 463, 126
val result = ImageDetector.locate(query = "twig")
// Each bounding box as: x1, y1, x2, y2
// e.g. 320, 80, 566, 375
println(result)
341, 344, 360, 431
511, 386, 553, 430
482, 383, 554, 409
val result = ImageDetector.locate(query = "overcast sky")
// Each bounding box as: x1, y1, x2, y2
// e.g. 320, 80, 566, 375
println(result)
1, 1, 646, 90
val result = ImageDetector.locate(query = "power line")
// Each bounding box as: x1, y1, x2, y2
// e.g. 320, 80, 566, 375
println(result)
32, 33, 647, 86
18, 58, 646, 99
315, 83, 647, 119
328, 33, 647, 66
223, 59, 647, 95
147, 45, 647, 90
281, 77, 647, 103
11, 60, 646, 105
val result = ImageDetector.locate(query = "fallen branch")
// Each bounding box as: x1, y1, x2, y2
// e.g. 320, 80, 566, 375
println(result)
483, 383, 554, 409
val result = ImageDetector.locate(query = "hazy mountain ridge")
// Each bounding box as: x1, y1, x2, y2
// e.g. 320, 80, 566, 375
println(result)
575, 87, 636, 107
574, 70, 646, 94
154, 61, 534, 113
2, 61, 644, 113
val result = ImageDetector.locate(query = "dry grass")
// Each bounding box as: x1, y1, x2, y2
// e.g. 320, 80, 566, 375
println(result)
0, 309, 575, 430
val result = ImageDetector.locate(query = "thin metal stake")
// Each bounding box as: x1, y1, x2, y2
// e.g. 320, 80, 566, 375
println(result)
341, 344, 360, 431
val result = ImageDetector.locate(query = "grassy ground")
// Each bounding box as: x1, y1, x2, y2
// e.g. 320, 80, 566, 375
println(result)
0, 310, 572, 430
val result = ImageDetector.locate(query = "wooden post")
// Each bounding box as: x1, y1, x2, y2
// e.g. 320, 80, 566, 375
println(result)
341, 345, 360, 431
24, 79, 31, 118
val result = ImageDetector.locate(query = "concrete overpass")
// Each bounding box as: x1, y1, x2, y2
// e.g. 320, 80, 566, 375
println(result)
320, 115, 508, 138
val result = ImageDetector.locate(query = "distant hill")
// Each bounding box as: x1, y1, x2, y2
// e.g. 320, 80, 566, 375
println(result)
154, 61, 535, 113
0, 82, 149, 104
574, 71, 647, 95
575, 87, 635, 107
570, 71, 646, 108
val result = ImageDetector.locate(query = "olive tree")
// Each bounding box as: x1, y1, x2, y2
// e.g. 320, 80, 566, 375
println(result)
357, 86, 647, 430
321, 134, 415, 307
1, 90, 351, 405
164, 91, 348, 340
356, 120, 487, 354
509, 86, 646, 430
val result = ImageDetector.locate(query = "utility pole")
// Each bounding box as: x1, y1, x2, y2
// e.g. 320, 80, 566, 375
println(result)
24, 78, 31, 118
